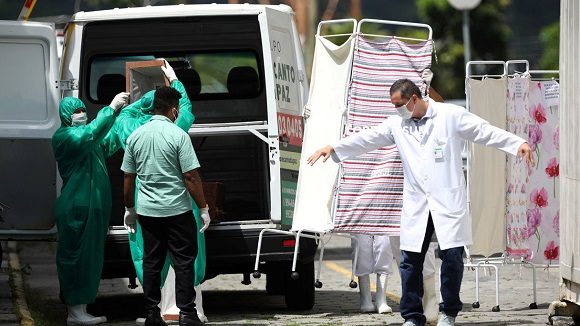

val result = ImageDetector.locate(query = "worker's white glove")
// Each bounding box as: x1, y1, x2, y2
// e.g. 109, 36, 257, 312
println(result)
110, 92, 129, 112
161, 60, 178, 83
199, 206, 211, 233
124, 207, 137, 234
303, 105, 311, 119
422, 69, 433, 86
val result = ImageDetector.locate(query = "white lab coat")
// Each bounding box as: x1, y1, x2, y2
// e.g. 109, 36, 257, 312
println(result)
333, 99, 525, 252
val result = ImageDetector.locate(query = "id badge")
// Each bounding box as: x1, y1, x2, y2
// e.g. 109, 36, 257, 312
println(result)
434, 145, 444, 161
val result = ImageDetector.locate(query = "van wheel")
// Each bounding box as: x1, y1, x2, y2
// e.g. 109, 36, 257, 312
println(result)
284, 260, 315, 310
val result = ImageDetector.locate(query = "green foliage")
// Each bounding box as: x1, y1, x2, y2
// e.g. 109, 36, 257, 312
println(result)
416, 0, 510, 99
539, 22, 559, 70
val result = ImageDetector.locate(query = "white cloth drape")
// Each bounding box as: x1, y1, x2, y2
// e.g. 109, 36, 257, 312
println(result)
467, 77, 508, 257
292, 35, 355, 232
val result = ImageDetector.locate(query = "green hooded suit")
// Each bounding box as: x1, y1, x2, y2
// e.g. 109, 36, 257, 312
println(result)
52, 98, 118, 305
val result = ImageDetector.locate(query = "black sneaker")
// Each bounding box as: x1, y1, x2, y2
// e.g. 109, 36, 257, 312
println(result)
179, 311, 203, 326
145, 310, 168, 326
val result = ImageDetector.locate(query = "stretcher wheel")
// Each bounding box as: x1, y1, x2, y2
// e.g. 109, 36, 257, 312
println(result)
314, 280, 323, 288
472, 301, 480, 309
253, 271, 261, 278
349, 280, 358, 288
291, 271, 300, 280
492, 305, 500, 312
529, 302, 538, 309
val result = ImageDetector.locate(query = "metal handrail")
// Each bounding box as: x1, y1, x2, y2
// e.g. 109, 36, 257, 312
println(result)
505, 59, 530, 75
316, 18, 357, 36
466, 60, 506, 78
357, 18, 432, 40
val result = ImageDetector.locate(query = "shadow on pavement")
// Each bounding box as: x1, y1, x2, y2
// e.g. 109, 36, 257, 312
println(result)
200, 289, 400, 322
92, 293, 146, 323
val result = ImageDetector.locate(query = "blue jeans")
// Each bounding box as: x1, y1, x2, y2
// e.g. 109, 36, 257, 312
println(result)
399, 213, 464, 324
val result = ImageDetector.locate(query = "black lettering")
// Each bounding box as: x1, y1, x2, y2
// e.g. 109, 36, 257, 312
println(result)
285, 85, 290, 102
281, 64, 287, 81
278, 64, 283, 81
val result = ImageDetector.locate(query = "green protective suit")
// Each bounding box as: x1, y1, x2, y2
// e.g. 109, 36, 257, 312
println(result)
52, 97, 118, 305
110, 80, 206, 287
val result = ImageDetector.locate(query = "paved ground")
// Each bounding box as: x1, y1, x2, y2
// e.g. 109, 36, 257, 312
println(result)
4, 237, 561, 325
0, 242, 20, 325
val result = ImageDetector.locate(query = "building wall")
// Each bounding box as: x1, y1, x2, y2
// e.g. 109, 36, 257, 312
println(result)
559, 0, 580, 304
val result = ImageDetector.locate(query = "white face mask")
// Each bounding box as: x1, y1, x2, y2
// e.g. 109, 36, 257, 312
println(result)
71, 112, 87, 126
395, 98, 413, 119
171, 108, 179, 122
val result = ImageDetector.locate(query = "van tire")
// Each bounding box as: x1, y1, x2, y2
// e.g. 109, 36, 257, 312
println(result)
284, 260, 315, 310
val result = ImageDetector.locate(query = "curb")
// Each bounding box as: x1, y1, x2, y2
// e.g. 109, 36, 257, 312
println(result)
7, 241, 34, 326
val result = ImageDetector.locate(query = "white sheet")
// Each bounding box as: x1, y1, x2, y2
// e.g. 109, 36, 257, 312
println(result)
292, 35, 355, 232
467, 77, 508, 257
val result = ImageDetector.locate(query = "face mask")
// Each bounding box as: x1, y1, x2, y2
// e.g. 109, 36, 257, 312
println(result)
395, 98, 413, 119
71, 112, 87, 126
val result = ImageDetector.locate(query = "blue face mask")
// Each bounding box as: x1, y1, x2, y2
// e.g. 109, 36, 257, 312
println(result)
71, 112, 87, 126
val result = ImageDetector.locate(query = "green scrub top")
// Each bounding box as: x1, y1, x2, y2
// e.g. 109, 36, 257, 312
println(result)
121, 115, 201, 217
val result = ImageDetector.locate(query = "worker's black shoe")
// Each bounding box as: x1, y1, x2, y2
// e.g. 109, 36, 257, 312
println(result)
179, 311, 203, 325
145, 310, 167, 326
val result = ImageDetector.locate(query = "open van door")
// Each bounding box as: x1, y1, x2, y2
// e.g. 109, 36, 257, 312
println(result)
261, 6, 305, 228
0, 21, 60, 240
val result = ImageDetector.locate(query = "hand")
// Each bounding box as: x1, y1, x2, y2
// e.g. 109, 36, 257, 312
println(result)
200, 205, 211, 233
517, 142, 534, 167
303, 105, 311, 119
110, 92, 129, 112
421, 68, 433, 84
161, 60, 177, 82
306, 145, 334, 166
124, 207, 137, 234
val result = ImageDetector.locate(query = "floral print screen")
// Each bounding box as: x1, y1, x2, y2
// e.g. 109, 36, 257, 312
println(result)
506, 76, 560, 265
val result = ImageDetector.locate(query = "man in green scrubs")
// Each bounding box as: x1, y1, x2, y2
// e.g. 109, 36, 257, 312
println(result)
122, 86, 209, 326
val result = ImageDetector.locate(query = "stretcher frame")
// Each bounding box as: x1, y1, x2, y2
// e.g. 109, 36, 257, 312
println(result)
254, 18, 434, 292
464, 60, 560, 312
254, 18, 360, 290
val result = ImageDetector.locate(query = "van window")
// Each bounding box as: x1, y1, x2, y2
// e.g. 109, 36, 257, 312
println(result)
81, 16, 266, 124
89, 52, 260, 103
0, 43, 49, 122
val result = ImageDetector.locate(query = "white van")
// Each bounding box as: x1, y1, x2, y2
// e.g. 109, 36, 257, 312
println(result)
0, 4, 316, 309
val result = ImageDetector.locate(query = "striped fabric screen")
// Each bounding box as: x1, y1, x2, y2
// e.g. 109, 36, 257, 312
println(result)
333, 35, 433, 234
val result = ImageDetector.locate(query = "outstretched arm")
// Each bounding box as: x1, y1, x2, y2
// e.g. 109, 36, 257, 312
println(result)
307, 145, 335, 165
457, 109, 532, 165
162, 60, 195, 132
308, 121, 395, 165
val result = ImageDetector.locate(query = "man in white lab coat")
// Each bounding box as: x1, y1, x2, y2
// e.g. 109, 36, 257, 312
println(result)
307, 79, 533, 326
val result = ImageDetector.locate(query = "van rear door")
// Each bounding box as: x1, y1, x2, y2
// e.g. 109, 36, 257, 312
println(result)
0, 21, 60, 240
261, 7, 304, 228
